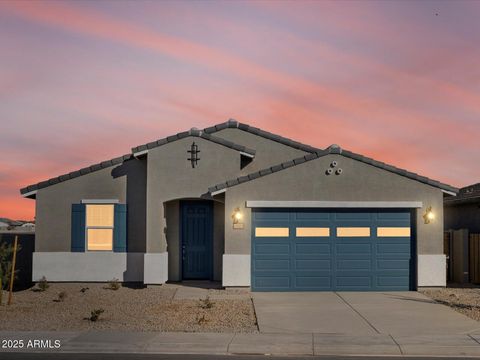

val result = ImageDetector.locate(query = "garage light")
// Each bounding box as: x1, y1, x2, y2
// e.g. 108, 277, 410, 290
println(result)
423, 206, 435, 224
232, 207, 244, 229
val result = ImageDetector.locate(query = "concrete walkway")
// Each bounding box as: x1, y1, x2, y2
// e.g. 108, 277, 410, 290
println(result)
253, 291, 480, 335
2, 330, 480, 357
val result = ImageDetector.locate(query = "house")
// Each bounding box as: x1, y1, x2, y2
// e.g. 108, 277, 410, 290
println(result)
444, 183, 480, 232
20, 119, 457, 291
20, 222, 35, 231
0, 220, 9, 230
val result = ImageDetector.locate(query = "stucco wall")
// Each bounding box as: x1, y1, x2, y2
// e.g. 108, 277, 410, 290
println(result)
213, 128, 309, 174
146, 136, 243, 254
445, 202, 480, 233
224, 154, 444, 256
34, 158, 146, 252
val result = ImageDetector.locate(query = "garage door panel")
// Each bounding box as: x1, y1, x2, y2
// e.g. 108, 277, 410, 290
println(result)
377, 276, 410, 287
377, 259, 410, 270
295, 276, 332, 289
336, 259, 372, 270
254, 259, 290, 270
252, 208, 414, 292
255, 243, 290, 254
336, 243, 372, 254
334, 212, 373, 220
295, 242, 331, 254
254, 276, 291, 289
294, 211, 331, 220
336, 275, 372, 288
377, 211, 411, 220
295, 259, 331, 270
377, 243, 410, 254
253, 209, 290, 220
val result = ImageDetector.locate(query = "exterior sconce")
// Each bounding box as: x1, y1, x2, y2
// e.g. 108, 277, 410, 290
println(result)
232, 207, 244, 229
423, 206, 435, 224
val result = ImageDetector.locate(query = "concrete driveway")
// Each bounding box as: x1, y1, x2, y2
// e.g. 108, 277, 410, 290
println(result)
252, 292, 480, 335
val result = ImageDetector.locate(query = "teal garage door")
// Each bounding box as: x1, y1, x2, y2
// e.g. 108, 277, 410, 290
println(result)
251, 209, 414, 291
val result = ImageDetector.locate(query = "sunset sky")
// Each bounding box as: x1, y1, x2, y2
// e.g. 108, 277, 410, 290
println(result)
1, 0, 479, 220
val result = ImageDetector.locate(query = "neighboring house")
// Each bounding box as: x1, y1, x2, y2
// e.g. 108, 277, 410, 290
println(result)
444, 183, 480, 232
20, 119, 458, 291
444, 183, 480, 284
20, 222, 36, 231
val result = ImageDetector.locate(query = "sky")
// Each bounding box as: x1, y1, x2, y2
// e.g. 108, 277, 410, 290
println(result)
1, 0, 479, 220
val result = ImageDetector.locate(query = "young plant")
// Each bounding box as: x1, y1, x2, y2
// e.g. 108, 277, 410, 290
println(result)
87, 308, 105, 322
57, 291, 67, 302
106, 278, 120, 291
198, 296, 214, 309
37, 276, 49, 292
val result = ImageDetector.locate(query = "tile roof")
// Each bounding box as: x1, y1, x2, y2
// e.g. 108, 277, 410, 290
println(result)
131, 127, 256, 156
20, 125, 257, 197
20, 154, 134, 196
203, 119, 320, 153
208, 144, 459, 195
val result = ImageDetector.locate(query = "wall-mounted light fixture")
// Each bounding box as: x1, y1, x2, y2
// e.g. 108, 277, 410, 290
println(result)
423, 206, 435, 224
232, 207, 244, 229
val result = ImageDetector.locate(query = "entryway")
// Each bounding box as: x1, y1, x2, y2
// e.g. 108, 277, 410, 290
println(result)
180, 200, 213, 280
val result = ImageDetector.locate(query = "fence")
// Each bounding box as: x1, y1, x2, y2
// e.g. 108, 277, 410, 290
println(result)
470, 233, 480, 284
0, 232, 35, 290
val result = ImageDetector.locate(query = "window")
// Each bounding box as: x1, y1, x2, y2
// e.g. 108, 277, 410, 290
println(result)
377, 227, 411, 237
255, 227, 289, 237
337, 227, 371, 237
296, 227, 330, 237
86, 204, 114, 251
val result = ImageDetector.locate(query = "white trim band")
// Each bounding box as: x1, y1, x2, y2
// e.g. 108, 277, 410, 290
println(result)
22, 190, 37, 198
240, 151, 255, 158
133, 149, 149, 157
81, 199, 120, 204
246, 201, 423, 208
211, 188, 227, 196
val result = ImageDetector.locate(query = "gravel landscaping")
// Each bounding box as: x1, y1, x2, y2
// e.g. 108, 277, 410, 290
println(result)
0, 283, 258, 332
421, 287, 480, 322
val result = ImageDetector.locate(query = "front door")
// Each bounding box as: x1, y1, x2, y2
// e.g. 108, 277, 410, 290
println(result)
181, 201, 213, 279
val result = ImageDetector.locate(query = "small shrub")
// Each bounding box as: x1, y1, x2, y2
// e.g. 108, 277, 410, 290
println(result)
105, 278, 120, 291
80, 287, 89, 293
198, 296, 214, 309
197, 314, 207, 325
86, 308, 105, 322
37, 276, 49, 292
57, 291, 67, 302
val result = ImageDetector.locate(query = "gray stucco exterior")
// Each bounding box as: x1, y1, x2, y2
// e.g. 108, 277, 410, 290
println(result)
21, 119, 457, 288
222, 154, 444, 255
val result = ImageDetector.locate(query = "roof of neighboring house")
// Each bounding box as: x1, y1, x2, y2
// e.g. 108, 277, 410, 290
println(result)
203, 119, 319, 153
131, 126, 256, 156
208, 144, 459, 195
444, 183, 480, 205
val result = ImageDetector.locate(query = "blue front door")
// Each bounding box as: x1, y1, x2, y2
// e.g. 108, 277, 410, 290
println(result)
181, 201, 213, 280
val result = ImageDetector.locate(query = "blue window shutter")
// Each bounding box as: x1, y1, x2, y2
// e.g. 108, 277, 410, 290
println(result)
71, 204, 86, 252
113, 204, 127, 252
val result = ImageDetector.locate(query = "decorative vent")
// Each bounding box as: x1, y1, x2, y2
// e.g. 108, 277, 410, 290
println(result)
187, 142, 200, 168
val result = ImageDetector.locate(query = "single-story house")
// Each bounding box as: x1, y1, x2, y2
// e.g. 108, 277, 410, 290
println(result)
20, 119, 458, 291
445, 183, 480, 233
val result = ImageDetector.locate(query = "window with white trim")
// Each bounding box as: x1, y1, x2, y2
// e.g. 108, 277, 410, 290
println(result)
86, 204, 114, 251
